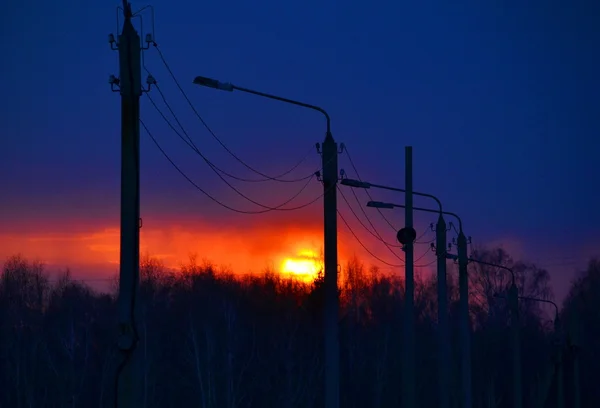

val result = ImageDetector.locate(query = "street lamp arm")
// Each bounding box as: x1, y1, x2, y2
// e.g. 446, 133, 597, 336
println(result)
367, 182, 443, 213
518, 296, 559, 318
232, 85, 331, 133
367, 201, 461, 231
468, 257, 516, 285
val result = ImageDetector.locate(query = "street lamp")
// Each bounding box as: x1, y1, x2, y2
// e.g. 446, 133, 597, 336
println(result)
341, 178, 450, 408
367, 201, 472, 408
567, 315, 582, 408
194, 75, 339, 408
471, 260, 522, 408
517, 296, 564, 408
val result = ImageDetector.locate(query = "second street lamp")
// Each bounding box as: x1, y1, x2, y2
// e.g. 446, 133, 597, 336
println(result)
193, 75, 340, 408
517, 296, 564, 408
472, 260, 522, 408
367, 201, 472, 408
341, 179, 451, 408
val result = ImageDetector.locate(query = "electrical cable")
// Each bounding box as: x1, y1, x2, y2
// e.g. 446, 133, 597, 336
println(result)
337, 209, 437, 270
150, 85, 316, 183
344, 146, 398, 231
416, 235, 436, 245
152, 44, 313, 182
341, 151, 434, 247
415, 228, 435, 245
146, 89, 316, 190
414, 245, 434, 264
145, 90, 317, 211
337, 186, 405, 265
140, 119, 328, 214
341, 183, 402, 248
337, 209, 403, 268
416, 258, 437, 268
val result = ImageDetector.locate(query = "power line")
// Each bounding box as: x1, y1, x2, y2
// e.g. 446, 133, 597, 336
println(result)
337, 186, 405, 265
344, 145, 397, 231
337, 209, 403, 268
414, 244, 434, 264
416, 258, 437, 268
416, 231, 436, 245
340, 183, 402, 247
337, 209, 436, 269
140, 119, 326, 214
152, 43, 313, 182
145, 88, 318, 211
149, 85, 317, 183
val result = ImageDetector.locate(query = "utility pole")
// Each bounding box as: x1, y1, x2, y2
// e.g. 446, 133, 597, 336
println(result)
110, 2, 142, 407
436, 214, 449, 408
457, 231, 472, 408
509, 284, 522, 408
191, 74, 337, 407
322, 129, 339, 408
569, 315, 581, 408
402, 146, 416, 408
554, 314, 564, 408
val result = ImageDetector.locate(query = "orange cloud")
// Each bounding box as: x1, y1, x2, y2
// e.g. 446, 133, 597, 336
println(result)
0, 216, 363, 280
0, 202, 444, 285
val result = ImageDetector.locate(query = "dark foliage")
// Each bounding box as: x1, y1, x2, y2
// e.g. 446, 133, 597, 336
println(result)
0, 250, 596, 408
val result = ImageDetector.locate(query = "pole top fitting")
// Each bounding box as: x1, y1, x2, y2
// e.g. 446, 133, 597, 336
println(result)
123, 1, 133, 20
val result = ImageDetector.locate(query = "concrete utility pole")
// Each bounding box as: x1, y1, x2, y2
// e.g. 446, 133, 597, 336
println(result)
364, 198, 472, 408
113, 2, 142, 407
191, 75, 339, 408
518, 296, 563, 408
456, 230, 472, 408
554, 314, 564, 408
435, 214, 450, 408
401, 146, 416, 408
487, 264, 521, 408
321, 127, 340, 408
509, 284, 522, 408
569, 316, 581, 408
343, 175, 450, 408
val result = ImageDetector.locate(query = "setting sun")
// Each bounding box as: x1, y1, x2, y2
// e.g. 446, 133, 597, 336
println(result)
280, 249, 321, 282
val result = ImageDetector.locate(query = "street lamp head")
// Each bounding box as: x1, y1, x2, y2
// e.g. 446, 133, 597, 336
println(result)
193, 76, 234, 92
340, 178, 371, 189
366, 201, 394, 209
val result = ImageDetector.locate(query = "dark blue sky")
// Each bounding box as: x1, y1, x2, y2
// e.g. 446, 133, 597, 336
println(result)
1, 0, 598, 300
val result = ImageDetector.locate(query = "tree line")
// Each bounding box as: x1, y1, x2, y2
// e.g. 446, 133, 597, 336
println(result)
0, 248, 598, 407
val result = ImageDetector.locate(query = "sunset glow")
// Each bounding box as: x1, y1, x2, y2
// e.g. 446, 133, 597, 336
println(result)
0, 218, 361, 287
280, 249, 321, 282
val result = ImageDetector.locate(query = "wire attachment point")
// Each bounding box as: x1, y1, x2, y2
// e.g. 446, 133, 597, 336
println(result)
142, 74, 156, 93
338, 142, 345, 154
109, 74, 121, 92
109, 33, 119, 50
142, 33, 155, 50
